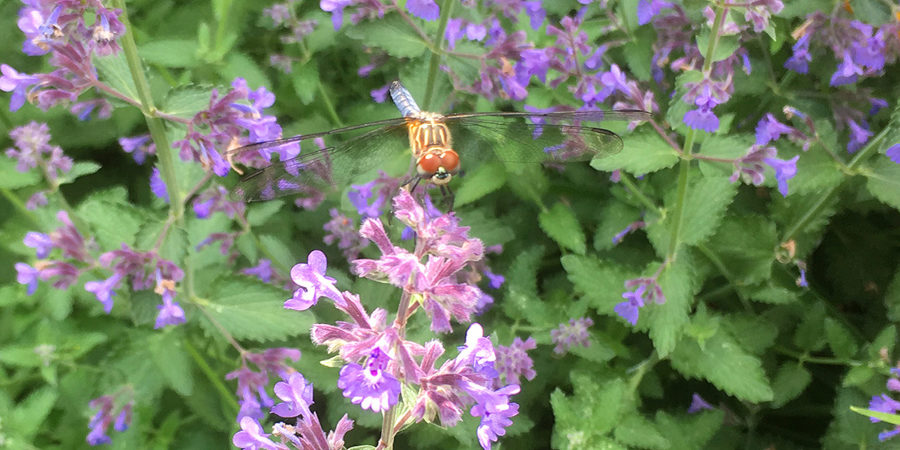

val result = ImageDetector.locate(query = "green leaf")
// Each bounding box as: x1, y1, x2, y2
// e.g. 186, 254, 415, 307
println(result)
78, 197, 144, 248
57, 161, 101, 185
0, 158, 40, 189
258, 234, 297, 273
247, 200, 285, 227
223, 53, 270, 92
705, 215, 776, 284
148, 332, 194, 395
614, 414, 669, 449
850, 406, 900, 425
95, 52, 139, 100
561, 254, 631, 311
696, 32, 740, 63
550, 375, 627, 449
770, 363, 811, 408
590, 131, 678, 174
345, 15, 427, 58
697, 134, 754, 178
161, 85, 215, 119
646, 257, 693, 357
292, 63, 320, 105
721, 313, 777, 355
452, 162, 507, 207
654, 409, 724, 449
679, 176, 737, 245
790, 145, 843, 195
503, 246, 549, 325
866, 157, 900, 210
538, 203, 586, 254
842, 366, 874, 387
671, 327, 774, 402
593, 202, 642, 251
202, 278, 309, 341
10, 386, 57, 440
824, 318, 859, 359
793, 302, 826, 351
139, 39, 200, 67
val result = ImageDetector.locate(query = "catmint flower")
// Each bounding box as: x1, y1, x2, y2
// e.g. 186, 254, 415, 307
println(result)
337, 348, 401, 412
494, 337, 536, 385
550, 318, 594, 354
271, 372, 314, 418
242, 259, 275, 284
233, 416, 282, 450
637, 0, 674, 25
26, 191, 49, 210
612, 220, 646, 245
0, 64, 40, 111
15, 262, 40, 295
154, 273, 185, 328
24, 232, 54, 259
118, 135, 155, 165
84, 273, 123, 313
763, 155, 799, 197
616, 277, 665, 325
730, 144, 776, 186
407, 0, 439, 21
149, 168, 169, 202
688, 393, 715, 413
846, 119, 872, 153
192, 186, 245, 219
887, 144, 900, 164
320, 0, 352, 30
755, 113, 795, 145
285, 250, 344, 311
348, 180, 386, 218
86, 396, 132, 446
323, 209, 367, 261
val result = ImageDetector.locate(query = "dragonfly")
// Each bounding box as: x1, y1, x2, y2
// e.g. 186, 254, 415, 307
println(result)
228, 80, 651, 205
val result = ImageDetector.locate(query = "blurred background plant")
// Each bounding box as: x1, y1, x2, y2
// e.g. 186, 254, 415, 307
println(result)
1, 0, 899, 448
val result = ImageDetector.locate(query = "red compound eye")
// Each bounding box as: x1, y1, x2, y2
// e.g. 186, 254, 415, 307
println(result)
417, 153, 440, 175
440, 150, 460, 172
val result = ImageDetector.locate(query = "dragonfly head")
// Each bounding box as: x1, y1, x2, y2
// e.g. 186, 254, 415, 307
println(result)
417, 148, 459, 185
431, 167, 453, 185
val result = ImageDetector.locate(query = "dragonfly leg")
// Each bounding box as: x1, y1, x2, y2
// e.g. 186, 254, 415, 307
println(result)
439, 184, 455, 212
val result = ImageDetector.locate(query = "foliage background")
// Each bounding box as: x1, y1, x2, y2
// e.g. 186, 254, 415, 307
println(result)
1, 0, 899, 449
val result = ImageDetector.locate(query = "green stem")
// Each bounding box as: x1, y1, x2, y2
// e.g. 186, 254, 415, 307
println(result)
617, 173, 659, 213
184, 340, 240, 412
1, 188, 40, 228
422, 0, 454, 110
318, 80, 344, 127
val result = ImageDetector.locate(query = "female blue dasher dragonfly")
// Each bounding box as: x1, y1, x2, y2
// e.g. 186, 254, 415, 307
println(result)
228, 81, 651, 204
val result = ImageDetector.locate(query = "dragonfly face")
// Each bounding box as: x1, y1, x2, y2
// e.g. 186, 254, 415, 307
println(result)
228, 81, 651, 203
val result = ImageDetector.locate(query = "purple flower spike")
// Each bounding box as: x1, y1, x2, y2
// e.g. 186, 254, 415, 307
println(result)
688, 393, 715, 413
0, 64, 40, 111
24, 232, 54, 258
763, 155, 798, 197
550, 318, 594, 353
337, 348, 401, 413
232, 416, 281, 450
286, 250, 343, 311
847, 119, 872, 153
320, 0, 352, 30
271, 372, 314, 418
16, 263, 40, 295
407, 0, 440, 21
887, 144, 900, 164
85, 273, 124, 314
495, 337, 536, 385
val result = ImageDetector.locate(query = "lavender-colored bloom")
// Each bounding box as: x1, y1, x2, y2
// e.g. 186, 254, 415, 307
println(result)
85, 273, 123, 314
323, 209, 367, 261
763, 155, 799, 197
113, 403, 132, 432
407, 0, 439, 21
887, 144, 900, 164
494, 337, 536, 385
869, 394, 900, 422
523, 1, 545, 30
348, 180, 386, 218
688, 393, 715, 413
149, 168, 169, 202
683, 107, 719, 132
484, 268, 504, 289
242, 259, 275, 283
880, 428, 900, 442
731, 145, 777, 186
154, 278, 186, 328
0, 64, 40, 111
86, 396, 131, 446
887, 378, 900, 392
285, 250, 343, 311
233, 416, 281, 450
847, 119, 872, 153
26, 191, 49, 210
24, 232, 53, 259
797, 268, 808, 288
830, 50, 863, 86
192, 186, 244, 219
615, 285, 645, 325
337, 348, 401, 412
320, 0, 352, 30
612, 220, 646, 245
475, 401, 519, 450
466, 22, 486, 41
16, 263, 40, 295
445, 18, 464, 50
755, 113, 794, 145
119, 135, 155, 165
271, 372, 314, 418
744, 0, 782, 32
550, 318, 594, 353
637, 0, 673, 25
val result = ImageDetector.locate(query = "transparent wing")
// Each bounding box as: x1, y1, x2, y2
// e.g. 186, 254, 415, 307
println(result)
444, 109, 651, 165
229, 119, 411, 202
